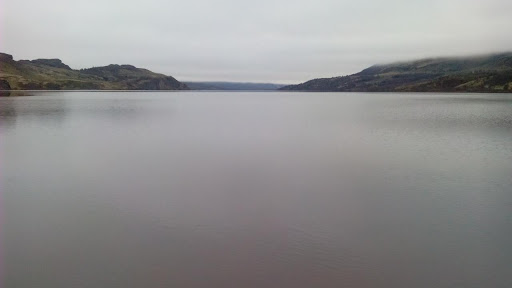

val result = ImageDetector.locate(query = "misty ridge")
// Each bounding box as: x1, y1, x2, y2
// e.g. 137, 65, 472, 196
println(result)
281, 52, 512, 92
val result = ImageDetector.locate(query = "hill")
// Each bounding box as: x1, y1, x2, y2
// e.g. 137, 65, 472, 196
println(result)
0, 53, 188, 90
185, 81, 285, 90
281, 53, 512, 92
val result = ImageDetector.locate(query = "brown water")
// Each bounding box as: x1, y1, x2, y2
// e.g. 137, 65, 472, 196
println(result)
1, 91, 511, 288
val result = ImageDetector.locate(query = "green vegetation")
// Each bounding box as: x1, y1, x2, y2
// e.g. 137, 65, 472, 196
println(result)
281, 53, 512, 92
0, 53, 188, 91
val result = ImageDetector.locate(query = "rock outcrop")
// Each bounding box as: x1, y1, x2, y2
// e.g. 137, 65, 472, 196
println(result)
30, 59, 72, 70
0, 53, 14, 62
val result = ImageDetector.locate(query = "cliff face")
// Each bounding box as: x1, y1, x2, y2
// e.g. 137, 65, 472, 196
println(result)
0, 53, 189, 90
281, 53, 512, 93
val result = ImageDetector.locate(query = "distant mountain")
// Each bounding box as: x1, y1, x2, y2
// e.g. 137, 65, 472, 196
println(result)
185, 81, 286, 91
0, 53, 188, 90
281, 53, 512, 92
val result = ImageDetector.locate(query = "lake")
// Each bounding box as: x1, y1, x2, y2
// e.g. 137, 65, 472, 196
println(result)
1, 91, 511, 288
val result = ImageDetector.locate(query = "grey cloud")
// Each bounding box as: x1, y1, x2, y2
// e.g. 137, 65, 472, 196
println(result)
2, 0, 511, 83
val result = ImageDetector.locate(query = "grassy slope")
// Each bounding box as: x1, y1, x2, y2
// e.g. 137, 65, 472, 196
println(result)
281, 53, 512, 92
1, 60, 108, 90
0, 53, 188, 90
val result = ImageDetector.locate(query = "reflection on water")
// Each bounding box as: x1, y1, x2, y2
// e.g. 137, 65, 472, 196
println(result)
0, 91, 36, 97
1, 92, 512, 288
0, 100, 17, 128
364, 94, 512, 132
0, 97, 68, 129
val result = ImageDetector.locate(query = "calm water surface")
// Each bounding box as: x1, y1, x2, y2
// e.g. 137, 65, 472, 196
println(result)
1, 91, 511, 288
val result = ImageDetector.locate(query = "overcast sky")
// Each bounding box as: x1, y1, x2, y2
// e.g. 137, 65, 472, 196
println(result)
1, 0, 512, 83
